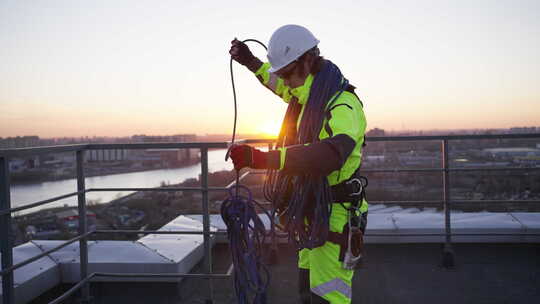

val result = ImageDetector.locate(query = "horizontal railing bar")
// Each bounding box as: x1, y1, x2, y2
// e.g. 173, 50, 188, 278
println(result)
370, 201, 443, 205
242, 133, 540, 144
365, 133, 540, 142
94, 230, 228, 235
95, 229, 291, 239
0, 142, 230, 158
225, 171, 250, 189
88, 142, 228, 150
245, 167, 535, 175
87, 187, 228, 192
0, 231, 93, 276
370, 200, 540, 205
242, 139, 275, 144
0, 191, 82, 215
6, 186, 230, 215
96, 230, 540, 237
363, 168, 441, 173
451, 200, 540, 204
48, 272, 97, 304
3, 186, 231, 215
362, 167, 540, 173
364, 233, 540, 236
0, 144, 88, 157
448, 167, 540, 172
93, 272, 231, 279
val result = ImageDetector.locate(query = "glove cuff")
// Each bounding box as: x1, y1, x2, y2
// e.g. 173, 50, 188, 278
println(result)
246, 57, 263, 73
251, 149, 280, 170
265, 150, 281, 170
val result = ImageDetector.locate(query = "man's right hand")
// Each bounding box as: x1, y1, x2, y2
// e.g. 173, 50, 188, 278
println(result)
229, 38, 255, 66
229, 38, 263, 72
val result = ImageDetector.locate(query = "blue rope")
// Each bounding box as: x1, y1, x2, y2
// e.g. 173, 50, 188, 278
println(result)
221, 184, 272, 304
226, 39, 272, 304
265, 60, 349, 249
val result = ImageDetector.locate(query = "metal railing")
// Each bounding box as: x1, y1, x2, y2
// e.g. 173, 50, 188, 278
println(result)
243, 133, 540, 268
1, 142, 229, 304
1, 133, 540, 303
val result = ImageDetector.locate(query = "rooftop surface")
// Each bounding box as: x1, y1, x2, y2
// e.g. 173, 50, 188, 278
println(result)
30, 242, 540, 304
4, 209, 539, 304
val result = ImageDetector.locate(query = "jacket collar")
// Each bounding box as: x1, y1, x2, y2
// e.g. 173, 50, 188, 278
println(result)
289, 74, 314, 105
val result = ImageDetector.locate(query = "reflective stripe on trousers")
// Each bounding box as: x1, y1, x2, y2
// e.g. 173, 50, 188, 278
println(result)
311, 278, 352, 300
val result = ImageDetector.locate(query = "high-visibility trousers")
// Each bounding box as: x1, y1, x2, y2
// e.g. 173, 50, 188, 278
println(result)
298, 201, 367, 304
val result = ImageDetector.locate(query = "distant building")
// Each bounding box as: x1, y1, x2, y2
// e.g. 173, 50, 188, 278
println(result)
87, 149, 128, 162
131, 134, 197, 143
129, 134, 198, 164
509, 127, 538, 134
55, 209, 96, 233
138, 148, 197, 165
398, 152, 439, 166
0, 135, 41, 149
366, 128, 386, 137
483, 147, 540, 158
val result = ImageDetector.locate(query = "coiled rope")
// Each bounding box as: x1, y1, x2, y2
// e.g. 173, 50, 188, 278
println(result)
264, 60, 349, 249
223, 39, 272, 304
220, 185, 271, 304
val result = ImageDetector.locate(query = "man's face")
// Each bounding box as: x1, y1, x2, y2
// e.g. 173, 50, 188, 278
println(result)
275, 58, 309, 88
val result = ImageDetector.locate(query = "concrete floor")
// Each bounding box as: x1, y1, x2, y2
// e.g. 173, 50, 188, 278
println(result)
177, 243, 540, 304
31, 243, 540, 304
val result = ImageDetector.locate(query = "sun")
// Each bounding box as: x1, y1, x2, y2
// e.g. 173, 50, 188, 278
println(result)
259, 120, 282, 136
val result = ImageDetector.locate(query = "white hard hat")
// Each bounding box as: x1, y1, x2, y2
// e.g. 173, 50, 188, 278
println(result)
267, 25, 320, 73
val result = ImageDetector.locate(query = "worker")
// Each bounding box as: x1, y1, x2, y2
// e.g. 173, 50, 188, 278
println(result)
228, 24, 368, 304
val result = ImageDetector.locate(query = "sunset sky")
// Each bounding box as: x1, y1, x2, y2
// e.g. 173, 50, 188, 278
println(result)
1, 0, 539, 138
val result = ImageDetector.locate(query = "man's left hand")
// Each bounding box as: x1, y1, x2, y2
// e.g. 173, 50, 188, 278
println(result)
229, 144, 269, 170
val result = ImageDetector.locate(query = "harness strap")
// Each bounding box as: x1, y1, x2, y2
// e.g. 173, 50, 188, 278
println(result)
330, 174, 368, 205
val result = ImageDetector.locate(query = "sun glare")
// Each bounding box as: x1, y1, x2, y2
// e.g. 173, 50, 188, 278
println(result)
259, 120, 282, 136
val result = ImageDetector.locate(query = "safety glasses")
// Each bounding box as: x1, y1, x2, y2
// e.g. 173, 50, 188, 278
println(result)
275, 60, 298, 79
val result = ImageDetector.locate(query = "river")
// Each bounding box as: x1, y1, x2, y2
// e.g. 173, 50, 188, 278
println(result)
10, 149, 233, 214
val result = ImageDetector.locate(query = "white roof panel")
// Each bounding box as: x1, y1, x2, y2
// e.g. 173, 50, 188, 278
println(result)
366, 214, 397, 231
88, 241, 170, 263
373, 206, 404, 214
451, 213, 523, 232
366, 204, 387, 212
0, 242, 60, 304
511, 213, 540, 230
137, 215, 216, 262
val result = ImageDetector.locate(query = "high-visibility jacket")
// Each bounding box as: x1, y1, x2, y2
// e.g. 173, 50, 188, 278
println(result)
254, 61, 368, 304
254, 61, 368, 213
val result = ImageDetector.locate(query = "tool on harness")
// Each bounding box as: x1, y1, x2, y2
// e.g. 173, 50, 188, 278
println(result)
343, 208, 366, 270
327, 174, 368, 270
224, 38, 274, 304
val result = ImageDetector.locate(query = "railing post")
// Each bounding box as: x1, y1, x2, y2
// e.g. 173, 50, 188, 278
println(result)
76, 150, 91, 303
441, 139, 455, 269
200, 147, 214, 304
1, 156, 15, 304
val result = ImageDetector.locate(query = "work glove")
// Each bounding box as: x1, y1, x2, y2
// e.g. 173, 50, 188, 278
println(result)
229, 39, 262, 72
228, 144, 277, 170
